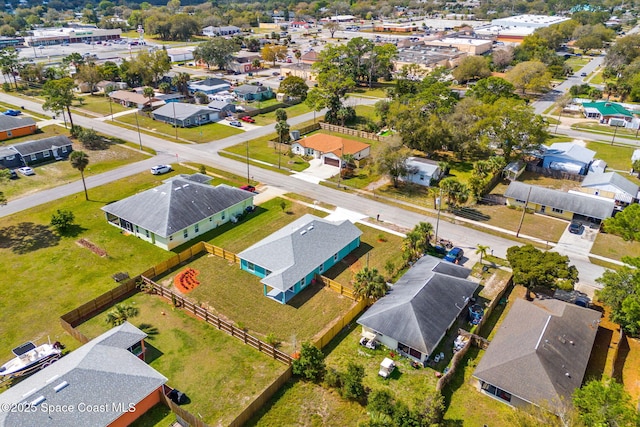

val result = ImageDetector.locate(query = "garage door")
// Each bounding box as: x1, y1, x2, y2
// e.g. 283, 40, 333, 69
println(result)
324, 157, 340, 167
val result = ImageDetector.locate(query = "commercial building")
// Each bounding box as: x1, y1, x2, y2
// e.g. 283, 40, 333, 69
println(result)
423, 37, 493, 55
24, 26, 121, 46
474, 14, 571, 43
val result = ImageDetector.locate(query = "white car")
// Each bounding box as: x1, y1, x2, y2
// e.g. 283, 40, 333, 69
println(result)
150, 165, 172, 175
17, 166, 35, 176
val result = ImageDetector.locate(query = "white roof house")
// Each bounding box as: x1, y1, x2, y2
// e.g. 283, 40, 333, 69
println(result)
401, 157, 443, 187
581, 172, 639, 204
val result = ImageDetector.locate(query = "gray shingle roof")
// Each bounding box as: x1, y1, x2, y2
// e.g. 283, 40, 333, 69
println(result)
101, 179, 253, 238
238, 214, 362, 291
235, 84, 268, 95
0, 322, 167, 427
168, 173, 213, 185
0, 115, 35, 132
582, 172, 639, 199
544, 143, 595, 164
505, 181, 614, 219
207, 100, 233, 111
473, 299, 600, 409
152, 103, 211, 121
12, 136, 72, 157
357, 255, 477, 356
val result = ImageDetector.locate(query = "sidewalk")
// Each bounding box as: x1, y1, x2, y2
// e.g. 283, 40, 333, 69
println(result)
96, 108, 138, 121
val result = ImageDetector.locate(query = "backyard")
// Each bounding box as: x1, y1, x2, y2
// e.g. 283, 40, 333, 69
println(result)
77, 292, 287, 426
73, 94, 130, 117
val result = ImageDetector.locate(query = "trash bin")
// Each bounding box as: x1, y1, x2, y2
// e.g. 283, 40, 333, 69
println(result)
168, 389, 188, 405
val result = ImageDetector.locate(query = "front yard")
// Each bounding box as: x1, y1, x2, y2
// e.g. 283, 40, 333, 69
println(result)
77, 292, 287, 426
73, 94, 130, 116
590, 232, 640, 262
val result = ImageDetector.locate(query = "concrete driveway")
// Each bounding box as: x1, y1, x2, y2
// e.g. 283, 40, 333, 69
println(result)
553, 222, 598, 257
291, 159, 338, 184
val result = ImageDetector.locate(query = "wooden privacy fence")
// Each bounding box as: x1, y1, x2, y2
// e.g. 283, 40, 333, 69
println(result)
314, 298, 368, 349
317, 275, 359, 301
318, 122, 394, 143
142, 277, 293, 365
203, 242, 240, 264
160, 386, 210, 427
525, 163, 585, 181
228, 366, 293, 427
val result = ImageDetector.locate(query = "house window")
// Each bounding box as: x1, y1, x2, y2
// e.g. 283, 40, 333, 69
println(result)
481, 382, 512, 403
515, 199, 526, 204
306, 148, 314, 155
30, 154, 36, 161
551, 207, 563, 214
6, 130, 11, 137
183, 229, 188, 238
5, 155, 14, 161
61, 146, 67, 153
221, 212, 226, 220
169, 236, 173, 241
300, 277, 305, 287
319, 264, 324, 273
265, 269, 272, 275
333, 253, 338, 261
43, 151, 50, 158
419, 174, 424, 180
195, 224, 199, 233
145, 229, 150, 238
247, 262, 255, 271
185, 119, 190, 125
135, 226, 139, 233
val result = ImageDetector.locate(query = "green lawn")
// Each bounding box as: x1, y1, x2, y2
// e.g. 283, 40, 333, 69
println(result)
73, 94, 130, 116
78, 292, 286, 426
590, 232, 640, 262
222, 132, 310, 172
114, 113, 243, 143
565, 57, 590, 72
347, 83, 394, 98
252, 102, 313, 126
571, 122, 638, 139
0, 165, 199, 361
586, 141, 639, 172
0, 138, 150, 201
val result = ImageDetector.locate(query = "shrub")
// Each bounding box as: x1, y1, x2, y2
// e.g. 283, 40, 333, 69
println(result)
199, 164, 206, 174
2, 82, 10, 92
324, 368, 343, 389
265, 332, 281, 347
367, 390, 396, 417
292, 342, 326, 381
341, 362, 366, 401
50, 209, 75, 233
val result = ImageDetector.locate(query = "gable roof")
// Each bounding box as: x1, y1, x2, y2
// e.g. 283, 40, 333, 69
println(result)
473, 299, 600, 409
301, 50, 319, 62
544, 143, 595, 165
0, 115, 35, 132
582, 101, 632, 117
109, 90, 156, 105
238, 214, 362, 291
101, 179, 253, 238
505, 181, 614, 220
357, 255, 477, 356
0, 322, 167, 427
12, 135, 72, 156
295, 134, 370, 157
234, 84, 270, 95
207, 100, 234, 111
189, 78, 230, 89
152, 103, 212, 121
582, 172, 639, 199
405, 157, 440, 175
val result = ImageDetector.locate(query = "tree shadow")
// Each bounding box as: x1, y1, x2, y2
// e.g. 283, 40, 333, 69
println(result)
57, 224, 87, 238
585, 326, 613, 381
0, 222, 60, 254
137, 323, 160, 340
244, 377, 300, 426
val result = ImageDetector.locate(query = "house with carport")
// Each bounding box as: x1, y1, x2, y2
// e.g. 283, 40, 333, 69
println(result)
0, 322, 167, 427
238, 214, 362, 304
102, 174, 254, 250
541, 143, 595, 175
473, 299, 599, 414
504, 181, 615, 223
152, 103, 216, 127
401, 157, 443, 186
188, 78, 230, 95
290, 134, 371, 167
580, 172, 639, 206
357, 255, 478, 364
109, 90, 158, 109
0, 115, 37, 141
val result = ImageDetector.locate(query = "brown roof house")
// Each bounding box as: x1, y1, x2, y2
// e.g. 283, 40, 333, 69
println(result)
473, 298, 600, 414
109, 90, 158, 109
291, 134, 370, 167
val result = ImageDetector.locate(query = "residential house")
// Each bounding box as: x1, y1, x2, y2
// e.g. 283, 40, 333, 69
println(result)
155, 93, 187, 104
188, 78, 231, 95
0, 322, 167, 427
582, 101, 633, 125
541, 143, 595, 175
96, 80, 127, 94
202, 25, 241, 37
5, 135, 74, 168
0, 115, 37, 141
581, 172, 639, 205
473, 299, 600, 414
152, 103, 216, 127
357, 255, 478, 363
165, 47, 195, 62
233, 84, 273, 102
401, 157, 443, 186
504, 181, 614, 222
238, 214, 362, 304
291, 134, 371, 167
228, 51, 262, 74
102, 174, 254, 250
109, 90, 158, 109
280, 63, 317, 82
207, 100, 236, 119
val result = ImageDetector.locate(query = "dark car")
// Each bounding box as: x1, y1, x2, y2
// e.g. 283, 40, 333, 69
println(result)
4, 109, 21, 116
239, 185, 256, 193
568, 221, 584, 234
444, 247, 464, 264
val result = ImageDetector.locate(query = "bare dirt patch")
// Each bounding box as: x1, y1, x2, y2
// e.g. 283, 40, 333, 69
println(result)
76, 238, 108, 257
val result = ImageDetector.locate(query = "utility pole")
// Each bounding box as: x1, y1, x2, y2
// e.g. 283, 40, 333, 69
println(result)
246, 139, 250, 183
516, 186, 532, 237
434, 187, 443, 243
135, 111, 143, 150
172, 101, 178, 141
611, 122, 619, 145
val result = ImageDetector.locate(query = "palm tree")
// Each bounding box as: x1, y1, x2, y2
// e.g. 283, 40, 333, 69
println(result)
476, 244, 490, 265
415, 221, 434, 248
70, 151, 90, 200
353, 267, 387, 301
142, 86, 155, 107
172, 72, 191, 97
105, 303, 139, 327
402, 230, 422, 264
295, 50, 302, 64
275, 120, 290, 169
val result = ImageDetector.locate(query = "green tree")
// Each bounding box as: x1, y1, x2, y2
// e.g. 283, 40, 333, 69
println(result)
292, 342, 325, 381
596, 256, 640, 336
142, 86, 155, 102
42, 78, 76, 128
506, 244, 578, 300
69, 151, 90, 201
341, 362, 365, 401
439, 177, 469, 207
603, 204, 640, 241
452, 55, 491, 84
573, 377, 639, 426
375, 143, 412, 188
75, 63, 101, 95
505, 60, 552, 94
193, 91, 208, 104
278, 76, 309, 101
353, 267, 387, 301
275, 108, 287, 122
78, 128, 102, 149
467, 76, 517, 104
172, 72, 191, 97
193, 38, 240, 70
324, 21, 340, 38
50, 209, 75, 233
0, 47, 21, 90
367, 390, 395, 418
105, 303, 139, 327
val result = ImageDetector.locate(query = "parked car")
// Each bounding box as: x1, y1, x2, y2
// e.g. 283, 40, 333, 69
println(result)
4, 109, 21, 116
17, 166, 34, 176
225, 116, 235, 121
444, 247, 464, 264
240, 116, 255, 123
4, 169, 18, 179
239, 184, 256, 193
272, 71, 280, 76
229, 120, 242, 127
580, 72, 587, 77
568, 221, 584, 234
150, 165, 172, 175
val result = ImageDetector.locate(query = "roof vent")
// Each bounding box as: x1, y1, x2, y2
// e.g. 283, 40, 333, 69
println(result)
30, 396, 46, 406
300, 230, 307, 235
54, 381, 69, 392
307, 225, 314, 231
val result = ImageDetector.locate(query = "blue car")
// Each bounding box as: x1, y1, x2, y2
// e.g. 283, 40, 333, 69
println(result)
444, 247, 464, 264
4, 109, 21, 116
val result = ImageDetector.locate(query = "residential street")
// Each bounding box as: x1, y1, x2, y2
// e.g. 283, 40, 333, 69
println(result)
0, 92, 612, 291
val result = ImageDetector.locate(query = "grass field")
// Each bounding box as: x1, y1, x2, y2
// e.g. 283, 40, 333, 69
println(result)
0, 138, 150, 201
73, 94, 130, 116
590, 232, 640, 262
565, 57, 590, 72
115, 113, 243, 143
251, 102, 313, 126
222, 131, 310, 172
586, 141, 639, 172
78, 292, 286, 426
572, 122, 638, 138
